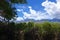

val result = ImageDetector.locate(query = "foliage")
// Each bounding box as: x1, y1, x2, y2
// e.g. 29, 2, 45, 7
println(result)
0, 0, 27, 39
15, 22, 27, 31
27, 22, 34, 28
0, 21, 60, 40
0, 0, 27, 23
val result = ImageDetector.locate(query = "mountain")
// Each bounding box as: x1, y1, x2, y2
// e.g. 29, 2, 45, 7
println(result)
18, 18, 60, 22
49, 18, 60, 22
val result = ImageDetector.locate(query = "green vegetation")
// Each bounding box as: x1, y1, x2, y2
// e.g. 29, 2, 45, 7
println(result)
0, 21, 60, 40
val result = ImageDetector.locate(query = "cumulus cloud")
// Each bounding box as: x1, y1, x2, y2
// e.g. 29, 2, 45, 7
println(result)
42, 0, 60, 19
16, 17, 24, 21
23, 6, 52, 20
16, 0, 60, 21
16, 9, 23, 12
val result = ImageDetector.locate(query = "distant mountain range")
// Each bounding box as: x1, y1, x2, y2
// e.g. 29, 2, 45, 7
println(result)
40, 18, 60, 22
17, 18, 60, 22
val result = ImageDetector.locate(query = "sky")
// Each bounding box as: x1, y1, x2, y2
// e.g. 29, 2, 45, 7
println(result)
14, 0, 60, 22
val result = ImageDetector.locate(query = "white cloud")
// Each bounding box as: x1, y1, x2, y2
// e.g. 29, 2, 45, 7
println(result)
28, 6, 32, 9
16, 17, 24, 21
16, 9, 23, 12
42, 0, 60, 19
22, 6, 52, 20
15, 0, 60, 21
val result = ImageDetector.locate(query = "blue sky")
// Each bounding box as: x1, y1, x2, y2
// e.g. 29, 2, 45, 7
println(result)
14, 0, 60, 21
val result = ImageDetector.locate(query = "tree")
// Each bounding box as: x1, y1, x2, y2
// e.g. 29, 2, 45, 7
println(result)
42, 22, 55, 40
0, 0, 27, 23
15, 22, 27, 40
0, 0, 27, 40
27, 22, 34, 31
